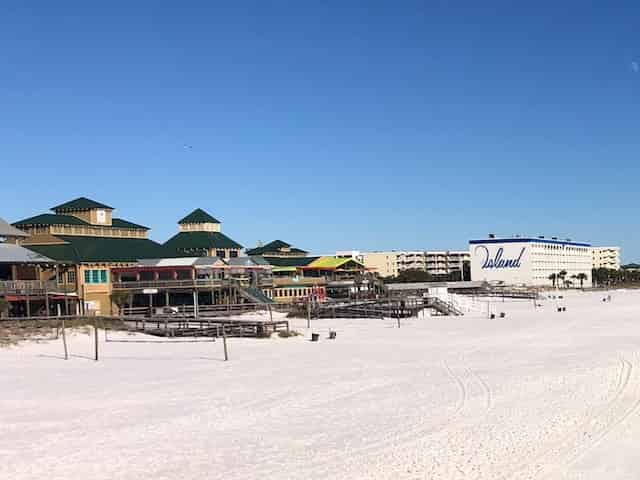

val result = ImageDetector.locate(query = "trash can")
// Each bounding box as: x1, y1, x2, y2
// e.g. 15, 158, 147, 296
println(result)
490, 313, 496, 319
311, 333, 320, 342
500, 312, 505, 318
329, 331, 337, 340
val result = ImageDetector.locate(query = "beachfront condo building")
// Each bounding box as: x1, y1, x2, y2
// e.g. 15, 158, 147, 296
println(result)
469, 236, 592, 288
592, 246, 621, 270
360, 250, 470, 278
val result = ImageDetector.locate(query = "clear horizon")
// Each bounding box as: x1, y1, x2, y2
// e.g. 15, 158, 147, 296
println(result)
2, 2, 638, 261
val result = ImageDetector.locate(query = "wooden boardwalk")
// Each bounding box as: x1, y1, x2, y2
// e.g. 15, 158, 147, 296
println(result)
123, 315, 290, 338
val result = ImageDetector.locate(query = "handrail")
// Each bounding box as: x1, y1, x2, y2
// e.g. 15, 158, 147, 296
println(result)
0, 280, 59, 294
112, 278, 274, 290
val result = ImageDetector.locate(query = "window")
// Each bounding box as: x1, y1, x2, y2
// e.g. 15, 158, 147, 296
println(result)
216, 250, 226, 258
67, 271, 76, 283
230, 251, 238, 258
84, 269, 108, 284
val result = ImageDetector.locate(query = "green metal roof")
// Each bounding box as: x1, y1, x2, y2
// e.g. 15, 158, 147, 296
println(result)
246, 240, 308, 256
25, 235, 166, 263
51, 197, 113, 212
164, 231, 242, 255
263, 256, 318, 267
13, 214, 90, 227
178, 208, 220, 225
111, 218, 150, 230
13, 214, 149, 231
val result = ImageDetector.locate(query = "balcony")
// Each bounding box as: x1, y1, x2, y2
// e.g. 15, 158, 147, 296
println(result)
112, 278, 274, 291
0, 280, 58, 296
112, 279, 227, 290
273, 277, 326, 287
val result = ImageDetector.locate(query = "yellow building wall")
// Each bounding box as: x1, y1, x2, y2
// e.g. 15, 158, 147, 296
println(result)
362, 252, 399, 278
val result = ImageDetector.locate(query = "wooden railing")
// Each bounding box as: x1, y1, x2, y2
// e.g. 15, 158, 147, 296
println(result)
273, 277, 326, 287
0, 280, 58, 295
112, 278, 274, 291
112, 279, 228, 290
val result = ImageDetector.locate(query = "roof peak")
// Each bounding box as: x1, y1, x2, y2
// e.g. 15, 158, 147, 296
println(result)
0, 217, 29, 238
51, 197, 113, 212
178, 208, 221, 225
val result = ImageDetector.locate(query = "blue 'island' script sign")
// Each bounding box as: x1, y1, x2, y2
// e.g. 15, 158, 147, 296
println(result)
475, 245, 525, 269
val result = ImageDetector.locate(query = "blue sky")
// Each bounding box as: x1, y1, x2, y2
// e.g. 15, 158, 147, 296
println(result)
2, 1, 639, 260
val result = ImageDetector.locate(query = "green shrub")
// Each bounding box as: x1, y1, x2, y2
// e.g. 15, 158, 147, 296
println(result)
278, 329, 301, 338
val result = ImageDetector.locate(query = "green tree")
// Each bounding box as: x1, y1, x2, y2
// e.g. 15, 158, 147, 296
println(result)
576, 272, 588, 289
558, 270, 568, 288
385, 269, 435, 284
110, 291, 130, 316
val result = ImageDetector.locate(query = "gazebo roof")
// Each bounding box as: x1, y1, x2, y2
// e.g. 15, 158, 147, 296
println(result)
0, 244, 56, 264
51, 197, 113, 212
178, 208, 221, 225
0, 217, 29, 238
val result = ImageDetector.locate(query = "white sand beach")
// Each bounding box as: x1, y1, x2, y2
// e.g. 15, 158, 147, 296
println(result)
2, 290, 640, 479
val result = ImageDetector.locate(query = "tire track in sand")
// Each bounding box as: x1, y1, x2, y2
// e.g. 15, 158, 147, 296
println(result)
293, 359, 487, 478
444, 360, 467, 415
543, 353, 640, 478
503, 357, 635, 479
467, 367, 492, 411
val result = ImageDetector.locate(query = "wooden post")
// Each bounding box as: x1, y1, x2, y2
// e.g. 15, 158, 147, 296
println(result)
268, 304, 273, 322
193, 290, 198, 319
25, 283, 31, 318
61, 317, 69, 360
63, 276, 69, 317
44, 280, 50, 317
222, 325, 229, 361
306, 300, 311, 329
396, 302, 401, 328
94, 318, 99, 361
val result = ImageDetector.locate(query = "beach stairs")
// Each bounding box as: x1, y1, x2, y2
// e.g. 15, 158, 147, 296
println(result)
426, 297, 464, 316
238, 286, 275, 304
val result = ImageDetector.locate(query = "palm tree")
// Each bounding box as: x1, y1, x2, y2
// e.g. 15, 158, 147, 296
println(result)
558, 270, 568, 289
576, 272, 588, 289
548, 273, 557, 288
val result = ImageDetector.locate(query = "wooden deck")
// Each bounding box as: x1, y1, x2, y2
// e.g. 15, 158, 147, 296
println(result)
121, 315, 290, 338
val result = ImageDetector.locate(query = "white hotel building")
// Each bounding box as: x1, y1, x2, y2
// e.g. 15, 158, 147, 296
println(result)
469, 237, 592, 287
592, 246, 621, 270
